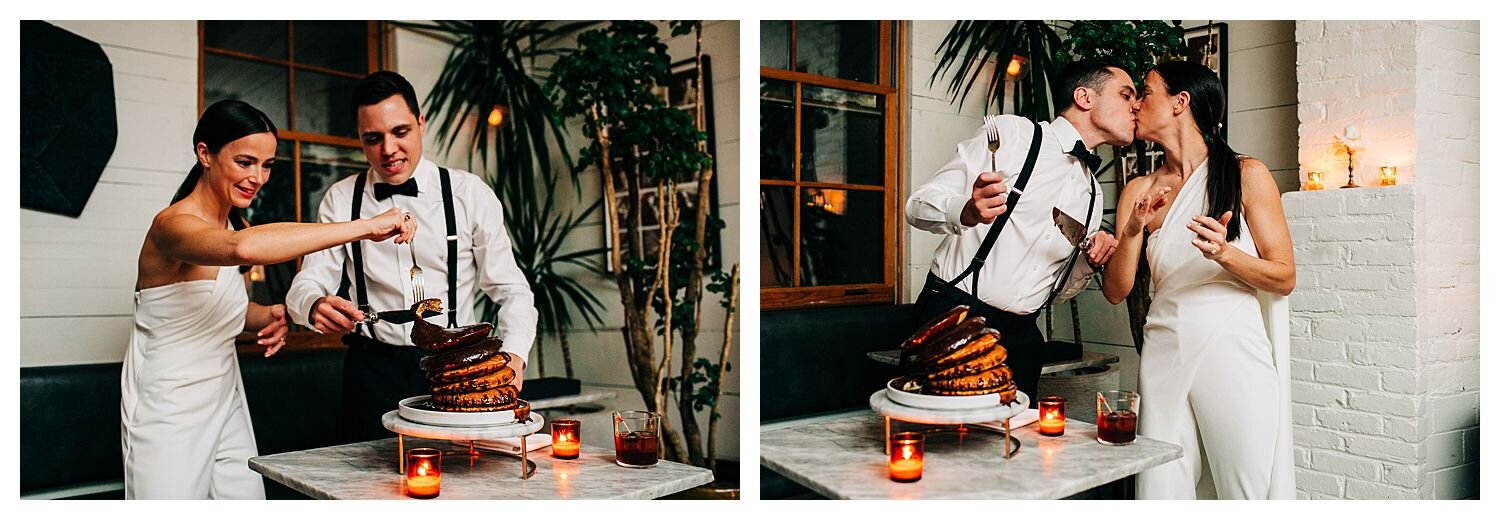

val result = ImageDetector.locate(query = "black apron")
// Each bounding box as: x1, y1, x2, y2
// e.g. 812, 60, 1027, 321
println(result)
337, 168, 462, 443
910, 122, 1096, 408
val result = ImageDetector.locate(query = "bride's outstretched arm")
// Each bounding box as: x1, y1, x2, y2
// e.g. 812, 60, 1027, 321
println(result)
1189, 158, 1296, 295
151, 207, 414, 267
1104, 177, 1170, 304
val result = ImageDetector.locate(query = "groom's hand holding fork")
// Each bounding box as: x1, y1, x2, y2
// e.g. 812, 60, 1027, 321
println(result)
960, 172, 1011, 227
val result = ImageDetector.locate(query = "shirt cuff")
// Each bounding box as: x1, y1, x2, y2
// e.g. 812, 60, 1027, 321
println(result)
943, 193, 972, 233
499, 336, 533, 367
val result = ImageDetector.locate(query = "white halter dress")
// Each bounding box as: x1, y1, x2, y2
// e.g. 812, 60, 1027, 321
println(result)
1135, 161, 1294, 499
121, 264, 264, 499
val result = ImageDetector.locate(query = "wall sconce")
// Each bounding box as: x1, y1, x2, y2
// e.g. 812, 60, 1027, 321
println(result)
487, 105, 505, 127
1006, 55, 1027, 79
1379, 164, 1398, 186
1305, 170, 1325, 191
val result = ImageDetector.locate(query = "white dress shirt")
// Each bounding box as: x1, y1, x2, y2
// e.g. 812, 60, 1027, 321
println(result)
287, 157, 538, 363
905, 115, 1103, 314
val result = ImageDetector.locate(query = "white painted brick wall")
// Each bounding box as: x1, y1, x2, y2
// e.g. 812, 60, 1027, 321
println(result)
1291, 20, 1478, 500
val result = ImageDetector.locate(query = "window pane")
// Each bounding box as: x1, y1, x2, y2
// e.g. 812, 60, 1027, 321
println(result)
801, 85, 884, 186
203, 54, 289, 132
203, 21, 287, 60
760, 21, 790, 70
293, 21, 368, 74
795, 21, 880, 83
760, 79, 794, 181
760, 187, 796, 288
800, 188, 884, 286
294, 70, 359, 137
300, 143, 367, 223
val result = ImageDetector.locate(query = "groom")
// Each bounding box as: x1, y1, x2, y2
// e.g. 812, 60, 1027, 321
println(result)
286, 71, 538, 442
904, 59, 1134, 405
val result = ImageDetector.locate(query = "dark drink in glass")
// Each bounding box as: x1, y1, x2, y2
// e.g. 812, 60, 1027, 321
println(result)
1097, 410, 1138, 445
614, 430, 659, 467
1096, 390, 1140, 446
612, 411, 661, 468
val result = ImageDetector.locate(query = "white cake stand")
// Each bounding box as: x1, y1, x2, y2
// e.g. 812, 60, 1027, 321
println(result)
869, 389, 1029, 459
382, 410, 545, 479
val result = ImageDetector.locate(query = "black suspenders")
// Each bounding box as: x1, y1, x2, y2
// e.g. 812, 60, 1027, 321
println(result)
942, 122, 1044, 297
938, 121, 1101, 312
345, 167, 462, 339
438, 168, 458, 328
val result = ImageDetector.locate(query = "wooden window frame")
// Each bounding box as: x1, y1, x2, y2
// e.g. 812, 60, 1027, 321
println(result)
197, 21, 383, 225
761, 20, 907, 310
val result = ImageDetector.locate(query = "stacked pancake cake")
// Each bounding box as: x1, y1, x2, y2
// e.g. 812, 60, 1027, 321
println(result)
899, 305, 1017, 403
408, 299, 530, 418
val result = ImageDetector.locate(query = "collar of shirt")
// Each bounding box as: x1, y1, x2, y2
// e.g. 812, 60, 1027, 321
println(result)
363, 156, 437, 197
1047, 116, 1091, 155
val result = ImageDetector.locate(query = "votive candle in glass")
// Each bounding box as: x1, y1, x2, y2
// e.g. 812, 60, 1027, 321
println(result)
1038, 396, 1066, 436
551, 419, 581, 459
888, 433, 924, 483
405, 448, 442, 499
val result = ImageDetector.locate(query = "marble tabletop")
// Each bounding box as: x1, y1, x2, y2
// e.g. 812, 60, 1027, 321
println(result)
250, 437, 714, 500
761, 412, 1181, 500
866, 350, 1120, 375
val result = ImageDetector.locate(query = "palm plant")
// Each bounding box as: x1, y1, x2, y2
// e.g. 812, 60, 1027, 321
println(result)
480, 171, 606, 378
401, 20, 608, 374
931, 21, 1066, 121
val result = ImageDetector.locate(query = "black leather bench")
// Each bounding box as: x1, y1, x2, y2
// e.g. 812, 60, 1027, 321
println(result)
20, 347, 345, 499
760, 303, 914, 498
760, 303, 912, 422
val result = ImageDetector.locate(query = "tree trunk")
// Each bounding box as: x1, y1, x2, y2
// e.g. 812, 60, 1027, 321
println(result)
675, 25, 714, 468
706, 264, 739, 473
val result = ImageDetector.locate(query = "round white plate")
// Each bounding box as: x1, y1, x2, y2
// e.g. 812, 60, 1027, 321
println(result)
397, 395, 524, 427
885, 377, 1013, 410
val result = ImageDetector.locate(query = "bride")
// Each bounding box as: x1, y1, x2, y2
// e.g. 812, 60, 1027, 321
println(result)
1101, 61, 1296, 499
123, 100, 415, 499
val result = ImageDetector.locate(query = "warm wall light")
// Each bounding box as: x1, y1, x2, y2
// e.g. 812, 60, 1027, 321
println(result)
487, 106, 505, 127
1006, 55, 1027, 79
1379, 164, 1398, 186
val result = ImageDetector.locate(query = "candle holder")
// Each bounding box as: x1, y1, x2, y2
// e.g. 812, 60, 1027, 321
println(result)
888, 432, 925, 483
1305, 170, 1325, 191
1038, 396, 1066, 436
1379, 164, 1398, 186
404, 448, 442, 499
613, 411, 660, 468
551, 419, 581, 459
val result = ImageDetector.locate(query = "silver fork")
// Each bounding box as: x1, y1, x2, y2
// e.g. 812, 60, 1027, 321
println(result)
983, 114, 1002, 171
407, 242, 425, 305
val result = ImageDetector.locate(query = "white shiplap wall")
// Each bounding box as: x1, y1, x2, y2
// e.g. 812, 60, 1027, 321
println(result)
21, 21, 199, 367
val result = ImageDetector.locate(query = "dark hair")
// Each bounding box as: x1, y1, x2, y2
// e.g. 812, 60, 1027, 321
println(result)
1149, 60, 1242, 242
174, 99, 278, 231
352, 70, 421, 121
1052, 59, 1126, 116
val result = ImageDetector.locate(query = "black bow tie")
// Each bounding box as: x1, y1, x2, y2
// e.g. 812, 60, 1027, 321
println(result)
1068, 141, 1101, 173
373, 178, 419, 200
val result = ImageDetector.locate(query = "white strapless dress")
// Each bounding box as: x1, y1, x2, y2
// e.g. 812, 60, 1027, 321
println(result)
1135, 161, 1294, 499
121, 265, 264, 499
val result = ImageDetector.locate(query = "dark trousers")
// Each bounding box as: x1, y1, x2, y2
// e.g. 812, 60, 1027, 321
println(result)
338, 334, 431, 443
912, 273, 1044, 408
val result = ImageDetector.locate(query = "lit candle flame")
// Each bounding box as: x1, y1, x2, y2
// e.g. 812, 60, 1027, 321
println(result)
487, 106, 504, 127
